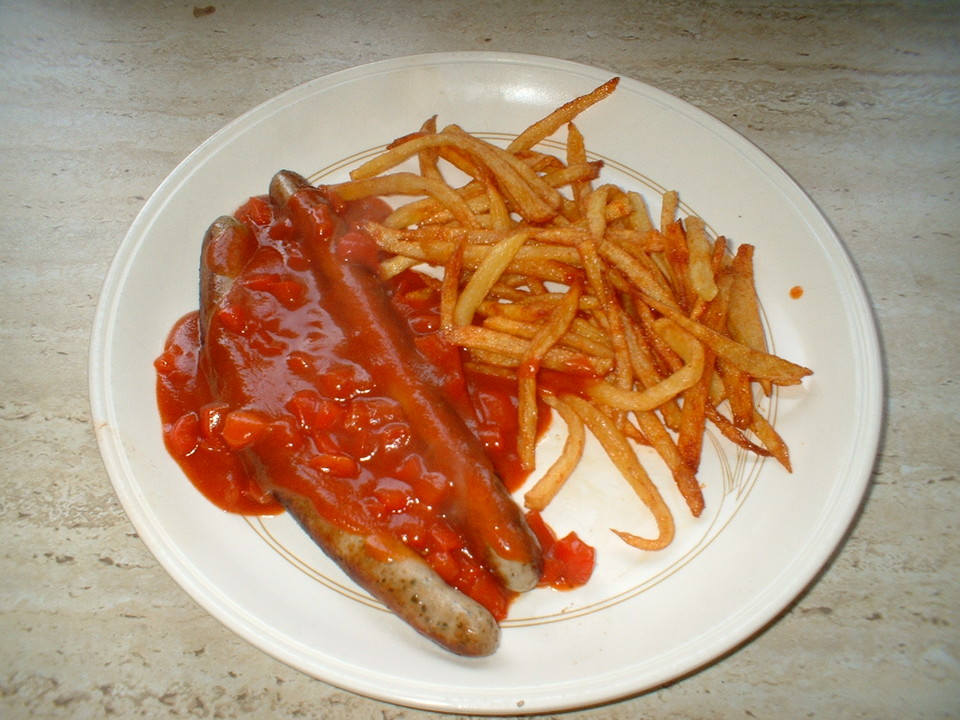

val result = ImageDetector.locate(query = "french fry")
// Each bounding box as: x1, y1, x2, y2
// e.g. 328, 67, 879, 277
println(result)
352, 130, 562, 222
507, 77, 619, 154
727, 243, 772, 395
749, 410, 792, 471
599, 240, 679, 308
641, 293, 812, 385
627, 190, 654, 234
562, 394, 675, 550
660, 189, 679, 232
332, 172, 480, 227
523, 394, 586, 510
634, 409, 704, 517
684, 216, 719, 302
454, 229, 532, 325
445, 325, 613, 376
676, 357, 712, 473
565, 122, 591, 211
417, 115, 443, 182
335, 77, 811, 555
517, 283, 582, 469
586, 318, 704, 412
705, 405, 770, 458
481, 315, 616, 359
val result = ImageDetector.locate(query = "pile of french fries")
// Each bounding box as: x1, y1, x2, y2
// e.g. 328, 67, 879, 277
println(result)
325, 78, 812, 551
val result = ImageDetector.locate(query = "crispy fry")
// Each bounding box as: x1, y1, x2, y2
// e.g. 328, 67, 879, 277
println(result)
684, 216, 719, 302
727, 243, 772, 395
586, 318, 704, 412
445, 325, 613, 376
352, 129, 561, 222
660, 189, 679, 231
750, 410, 792, 471
517, 283, 582, 470
454, 229, 532, 326
641, 294, 812, 385
332, 172, 480, 227
507, 77, 620, 154
562, 394, 675, 550
523, 394, 586, 510
337, 78, 811, 556
599, 240, 679, 308
634, 409, 704, 517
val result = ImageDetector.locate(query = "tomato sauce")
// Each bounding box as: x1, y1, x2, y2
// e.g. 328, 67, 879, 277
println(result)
155, 191, 595, 618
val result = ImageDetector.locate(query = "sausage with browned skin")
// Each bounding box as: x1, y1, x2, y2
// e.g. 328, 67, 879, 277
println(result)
269, 170, 543, 594
197, 175, 542, 655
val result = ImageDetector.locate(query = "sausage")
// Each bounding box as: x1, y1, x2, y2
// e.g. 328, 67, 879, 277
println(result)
198, 215, 257, 340
196, 178, 541, 655
269, 170, 542, 593
199, 209, 501, 655
276, 489, 500, 657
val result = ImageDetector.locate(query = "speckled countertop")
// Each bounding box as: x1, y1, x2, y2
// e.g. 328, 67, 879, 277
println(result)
2, 1, 958, 718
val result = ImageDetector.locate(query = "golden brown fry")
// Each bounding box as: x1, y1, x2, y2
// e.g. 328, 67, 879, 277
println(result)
599, 240, 679, 308
332, 172, 480, 227
750, 410, 792, 471
705, 404, 770, 457
576, 234, 633, 389
517, 283, 582, 469
351, 130, 560, 222
660, 189, 679, 232
717, 359, 755, 429
507, 77, 620, 154
633, 409, 704, 517
542, 160, 604, 191
676, 356, 712, 473
481, 315, 616, 359
445, 325, 613, 376
523, 394, 586, 511
727, 243, 772, 396
565, 122, 591, 212
627, 190, 654, 234
440, 237, 466, 333
662, 220, 693, 311
684, 216, 719, 302
454, 229, 532, 326
445, 125, 564, 214
417, 115, 443, 182
561, 394, 675, 550
340, 78, 811, 557
641, 294, 812, 385
586, 318, 704, 412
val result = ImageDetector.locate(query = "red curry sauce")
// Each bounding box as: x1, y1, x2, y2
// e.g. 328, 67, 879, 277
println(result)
155, 192, 594, 616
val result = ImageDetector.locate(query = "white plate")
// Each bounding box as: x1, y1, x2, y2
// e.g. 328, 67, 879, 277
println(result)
90, 52, 882, 715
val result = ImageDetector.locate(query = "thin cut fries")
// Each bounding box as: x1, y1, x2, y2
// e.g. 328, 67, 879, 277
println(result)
455, 229, 532, 325
517, 283, 583, 470
586, 319, 704, 412
523, 394, 585, 511
322, 78, 813, 552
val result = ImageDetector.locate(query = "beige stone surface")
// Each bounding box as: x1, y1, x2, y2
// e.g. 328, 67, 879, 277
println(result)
2, 1, 958, 718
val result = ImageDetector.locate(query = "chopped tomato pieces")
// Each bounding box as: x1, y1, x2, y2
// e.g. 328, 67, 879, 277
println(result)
234, 195, 274, 226
308, 452, 359, 478
215, 303, 247, 334
525, 510, 595, 590
285, 390, 341, 433
221, 410, 270, 449
198, 402, 230, 438
168, 412, 200, 456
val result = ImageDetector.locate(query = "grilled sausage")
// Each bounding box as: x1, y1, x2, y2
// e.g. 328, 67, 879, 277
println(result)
196, 176, 542, 655
269, 170, 542, 593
